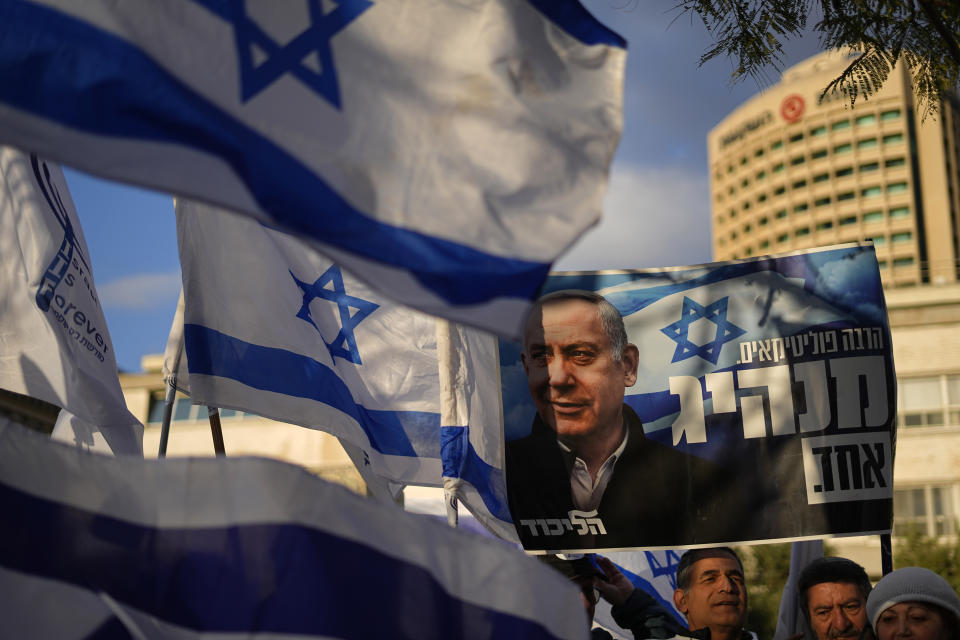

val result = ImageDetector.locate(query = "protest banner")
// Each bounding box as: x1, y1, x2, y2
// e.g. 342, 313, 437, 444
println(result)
0, 147, 141, 454
0, 0, 625, 337
502, 244, 895, 552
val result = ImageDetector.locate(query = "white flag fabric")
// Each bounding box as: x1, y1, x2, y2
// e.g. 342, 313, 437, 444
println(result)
438, 320, 517, 541
0, 416, 589, 640
0, 0, 626, 338
592, 550, 686, 638
176, 200, 442, 486
0, 146, 142, 455
773, 540, 824, 640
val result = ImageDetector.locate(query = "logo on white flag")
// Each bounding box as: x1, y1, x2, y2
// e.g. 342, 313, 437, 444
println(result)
660, 295, 746, 364
291, 263, 379, 364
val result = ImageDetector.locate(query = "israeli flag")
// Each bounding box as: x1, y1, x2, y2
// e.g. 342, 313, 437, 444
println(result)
0, 416, 589, 640
177, 199, 444, 486
0, 0, 626, 338
593, 550, 686, 638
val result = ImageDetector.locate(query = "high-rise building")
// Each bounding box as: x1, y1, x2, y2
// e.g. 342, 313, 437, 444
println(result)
708, 50, 960, 287
708, 51, 960, 574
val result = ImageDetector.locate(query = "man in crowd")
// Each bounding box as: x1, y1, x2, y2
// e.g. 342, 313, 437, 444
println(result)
797, 556, 873, 640
506, 290, 727, 550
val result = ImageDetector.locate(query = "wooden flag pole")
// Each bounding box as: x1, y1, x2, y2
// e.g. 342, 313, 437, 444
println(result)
207, 406, 225, 456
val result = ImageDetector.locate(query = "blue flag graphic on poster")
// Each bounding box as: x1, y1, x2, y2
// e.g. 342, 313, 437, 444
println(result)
500, 245, 896, 552
0, 0, 625, 337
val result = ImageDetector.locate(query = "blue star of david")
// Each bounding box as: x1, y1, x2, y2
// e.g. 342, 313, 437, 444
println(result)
228, 0, 372, 107
661, 296, 746, 365
291, 264, 379, 364
644, 550, 683, 590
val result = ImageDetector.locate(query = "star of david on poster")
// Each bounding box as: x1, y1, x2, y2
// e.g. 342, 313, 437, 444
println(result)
660, 296, 746, 365
226, 0, 372, 107
291, 264, 379, 364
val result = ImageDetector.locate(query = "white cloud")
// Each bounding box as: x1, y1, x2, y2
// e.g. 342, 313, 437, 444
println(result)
98, 271, 182, 310
555, 163, 713, 271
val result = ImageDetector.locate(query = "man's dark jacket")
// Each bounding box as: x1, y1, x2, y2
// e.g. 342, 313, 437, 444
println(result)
506, 405, 744, 551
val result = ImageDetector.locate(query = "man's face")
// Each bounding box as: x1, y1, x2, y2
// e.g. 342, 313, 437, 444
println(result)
522, 299, 638, 441
806, 582, 868, 640
674, 555, 748, 634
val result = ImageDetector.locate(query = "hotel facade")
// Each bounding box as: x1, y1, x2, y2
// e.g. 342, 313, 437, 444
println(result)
709, 50, 960, 573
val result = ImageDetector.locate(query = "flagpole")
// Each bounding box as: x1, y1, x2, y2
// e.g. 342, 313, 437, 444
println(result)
207, 406, 225, 456
157, 380, 176, 457
880, 533, 893, 575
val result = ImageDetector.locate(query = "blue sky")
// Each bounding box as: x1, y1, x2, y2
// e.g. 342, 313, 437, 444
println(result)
61, 1, 825, 372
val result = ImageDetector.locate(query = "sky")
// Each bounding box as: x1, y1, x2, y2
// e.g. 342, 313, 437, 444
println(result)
60, 0, 826, 373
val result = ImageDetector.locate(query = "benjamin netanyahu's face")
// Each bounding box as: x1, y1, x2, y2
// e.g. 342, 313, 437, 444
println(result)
522, 299, 636, 441
676, 555, 748, 633
806, 582, 868, 640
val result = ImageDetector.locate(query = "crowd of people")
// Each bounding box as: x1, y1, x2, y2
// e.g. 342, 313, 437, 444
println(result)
543, 549, 960, 640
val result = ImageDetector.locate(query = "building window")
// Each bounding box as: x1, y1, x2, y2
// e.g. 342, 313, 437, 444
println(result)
894, 256, 915, 267
860, 162, 879, 172
741, 156, 748, 165
863, 210, 884, 222
873, 235, 886, 246
857, 137, 878, 149
878, 260, 888, 269
742, 178, 750, 187
881, 109, 902, 121
728, 165, 735, 173
888, 181, 909, 194
760, 239, 770, 249
894, 485, 955, 536
836, 167, 854, 177
755, 148, 765, 157
796, 226, 810, 236
862, 186, 883, 198
855, 114, 877, 126
832, 119, 851, 131
885, 157, 906, 168
777, 233, 789, 242
790, 155, 806, 166
773, 162, 785, 173
744, 223, 752, 233
772, 140, 784, 150
899, 377, 949, 427
789, 133, 804, 143
839, 215, 857, 226
792, 179, 807, 189
146, 396, 254, 424
775, 209, 788, 219
817, 221, 833, 230
812, 149, 828, 159
743, 202, 751, 210
883, 133, 904, 144
794, 203, 809, 213
758, 193, 767, 203
815, 197, 831, 207
756, 170, 767, 180
838, 191, 856, 201
892, 231, 912, 243
759, 216, 769, 226
813, 172, 830, 183
889, 206, 910, 218
731, 231, 738, 239
774, 185, 786, 195
834, 143, 852, 154
810, 125, 827, 136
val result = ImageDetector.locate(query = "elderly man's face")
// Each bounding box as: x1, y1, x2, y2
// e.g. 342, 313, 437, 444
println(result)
674, 554, 748, 634
522, 299, 637, 441
806, 582, 868, 640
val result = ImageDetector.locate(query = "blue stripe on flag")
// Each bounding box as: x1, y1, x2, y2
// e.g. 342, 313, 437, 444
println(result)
615, 564, 684, 625
441, 427, 512, 522
0, 1, 552, 306
0, 481, 559, 638
185, 324, 441, 458
527, 0, 626, 47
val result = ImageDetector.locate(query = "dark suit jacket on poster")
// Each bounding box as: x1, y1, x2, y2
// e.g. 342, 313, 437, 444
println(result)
506, 405, 739, 551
